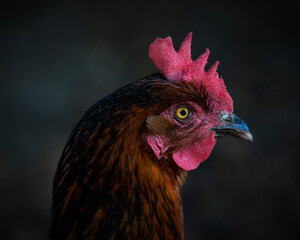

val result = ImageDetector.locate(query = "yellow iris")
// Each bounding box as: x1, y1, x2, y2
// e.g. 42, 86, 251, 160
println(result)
176, 107, 190, 119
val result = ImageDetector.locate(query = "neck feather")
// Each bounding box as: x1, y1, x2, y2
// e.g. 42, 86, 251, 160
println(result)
51, 121, 186, 240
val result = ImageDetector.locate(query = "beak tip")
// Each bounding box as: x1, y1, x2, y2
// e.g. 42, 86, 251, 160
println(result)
243, 131, 253, 142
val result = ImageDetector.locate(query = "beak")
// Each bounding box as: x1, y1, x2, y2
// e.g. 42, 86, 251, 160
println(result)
212, 113, 253, 141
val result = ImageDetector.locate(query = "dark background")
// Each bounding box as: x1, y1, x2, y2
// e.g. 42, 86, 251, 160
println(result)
0, 1, 299, 239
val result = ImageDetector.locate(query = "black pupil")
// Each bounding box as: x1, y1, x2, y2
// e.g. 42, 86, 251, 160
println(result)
180, 109, 187, 116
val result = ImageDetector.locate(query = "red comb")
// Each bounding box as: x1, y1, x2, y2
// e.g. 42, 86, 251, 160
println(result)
149, 32, 233, 112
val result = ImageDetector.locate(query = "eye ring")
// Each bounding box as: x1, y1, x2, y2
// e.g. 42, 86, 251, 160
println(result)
175, 107, 192, 120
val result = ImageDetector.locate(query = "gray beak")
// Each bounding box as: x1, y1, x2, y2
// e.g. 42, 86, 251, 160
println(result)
212, 113, 253, 141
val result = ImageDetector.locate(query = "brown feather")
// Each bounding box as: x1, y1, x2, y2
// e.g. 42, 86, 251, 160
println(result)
50, 75, 210, 239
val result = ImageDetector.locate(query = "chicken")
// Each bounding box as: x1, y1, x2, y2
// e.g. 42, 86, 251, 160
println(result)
50, 32, 252, 240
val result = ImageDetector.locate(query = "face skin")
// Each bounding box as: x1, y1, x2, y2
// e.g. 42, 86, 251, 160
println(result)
146, 100, 225, 171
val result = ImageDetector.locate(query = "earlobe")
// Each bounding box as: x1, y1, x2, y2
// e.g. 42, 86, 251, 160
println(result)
146, 135, 169, 160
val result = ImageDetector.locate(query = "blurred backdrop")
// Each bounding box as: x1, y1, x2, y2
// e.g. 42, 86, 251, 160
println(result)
0, 1, 299, 239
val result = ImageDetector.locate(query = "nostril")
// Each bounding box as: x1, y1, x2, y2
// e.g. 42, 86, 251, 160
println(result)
221, 113, 231, 122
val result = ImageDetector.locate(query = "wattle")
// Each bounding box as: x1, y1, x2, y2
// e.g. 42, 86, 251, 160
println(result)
172, 132, 216, 171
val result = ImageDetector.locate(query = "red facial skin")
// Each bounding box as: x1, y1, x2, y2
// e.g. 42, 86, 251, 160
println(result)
172, 132, 216, 170
146, 101, 227, 171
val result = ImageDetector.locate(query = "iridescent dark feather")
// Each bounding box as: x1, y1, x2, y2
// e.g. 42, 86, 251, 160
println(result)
50, 75, 210, 240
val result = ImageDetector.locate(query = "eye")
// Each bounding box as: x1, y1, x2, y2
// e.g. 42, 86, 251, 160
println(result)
175, 107, 191, 120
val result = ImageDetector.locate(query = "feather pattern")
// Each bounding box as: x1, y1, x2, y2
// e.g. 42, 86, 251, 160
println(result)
50, 76, 214, 239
